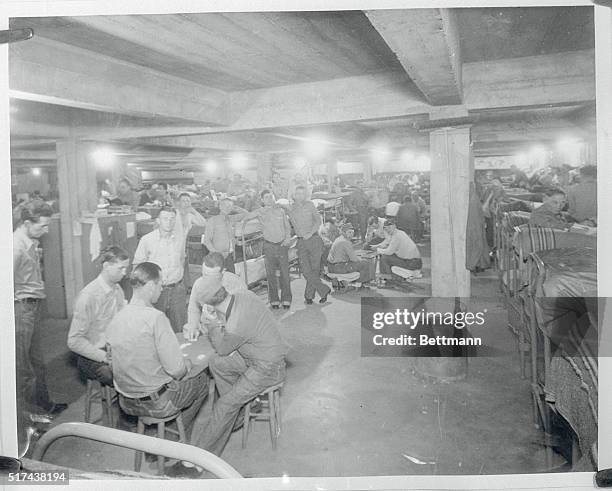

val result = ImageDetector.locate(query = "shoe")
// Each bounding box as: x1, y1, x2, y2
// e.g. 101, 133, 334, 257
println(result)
165, 462, 202, 479
48, 403, 68, 416
305, 299, 313, 305
319, 291, 330, 304
28, 412, 53, 425
271, 304, 280, 310
282, 304, 291, 310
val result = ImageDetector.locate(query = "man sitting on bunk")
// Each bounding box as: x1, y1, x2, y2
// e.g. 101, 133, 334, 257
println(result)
184, 252, 246, 340
376, 219, 423, 282
327, 223, 374, 287
528, 188, 573, 230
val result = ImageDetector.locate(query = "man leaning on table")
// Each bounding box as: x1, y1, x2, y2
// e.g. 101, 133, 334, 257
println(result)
188, 277, 288, 466
184, 252, 246, 340
107, 262, 209, 476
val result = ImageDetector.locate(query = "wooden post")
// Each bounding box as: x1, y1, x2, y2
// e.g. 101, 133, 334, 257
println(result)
595, 4, 612, 470
327, 160, 337, 192
429, 126, 473, 298
56, 138, 98, 315
256, 153, 272, 188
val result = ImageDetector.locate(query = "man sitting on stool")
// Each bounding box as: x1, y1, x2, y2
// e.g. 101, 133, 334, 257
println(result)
67, 246, 130, 386
327, 224, 373, 287
107, 262, 209, 477
191, 278, 288, 460
376, 219, 422, 283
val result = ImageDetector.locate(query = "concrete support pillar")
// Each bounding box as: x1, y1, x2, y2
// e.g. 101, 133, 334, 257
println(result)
364, 159, 374, 184
429, 126, 473, 298
595, 4, 612, 469
56, 138, 98, 315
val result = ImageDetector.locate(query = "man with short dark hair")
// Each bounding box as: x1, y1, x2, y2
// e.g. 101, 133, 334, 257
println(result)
67, 246, 130, 386
327, 224, 373, 284
191, 280, 288, 459
116, 178, 139, 209
376, 219, 422, 280
14, 202, 67, 428
107, 262, 209, 475
287, 186, 331, 304
529, 189, 572, 230
202, 198, 248, 273
184, 252, 247, 340
134, 206, 187, 332
243, 190, 293, 309
396, 195, 422, 241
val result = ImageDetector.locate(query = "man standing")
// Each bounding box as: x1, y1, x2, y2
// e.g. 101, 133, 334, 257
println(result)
376, 219, 423, 281
115, 178, 140, 209
271, 172, 289, 200
134, 207, 187, 332
202, 198, 248, 273
67, 246, 130, 386
243, 190, 293, 309
14, 203, 67, 427
287, 186, 330, 305
107, 262, 209, 476
396, 195, 423, 241
566, 165, 597, 224
184, 252, 247, 340
327, 224, 374, 285
175, 192, 207, 289
192, 281, 288, 458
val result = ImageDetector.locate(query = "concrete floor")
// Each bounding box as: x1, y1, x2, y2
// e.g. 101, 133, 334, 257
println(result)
33, 246, 559, 478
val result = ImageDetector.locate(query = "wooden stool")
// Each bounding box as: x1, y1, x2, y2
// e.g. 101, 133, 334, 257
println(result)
134, 413, 187, 475
84, 379, 117, 428
242, 383, 283, 450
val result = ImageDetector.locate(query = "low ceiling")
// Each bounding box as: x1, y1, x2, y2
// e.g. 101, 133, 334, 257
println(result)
8, 6, 597, 173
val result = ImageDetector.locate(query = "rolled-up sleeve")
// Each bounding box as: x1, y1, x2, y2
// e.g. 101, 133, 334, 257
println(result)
154, 315, 187, 379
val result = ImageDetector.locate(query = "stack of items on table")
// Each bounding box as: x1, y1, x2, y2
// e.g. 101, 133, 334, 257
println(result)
491, 176, 598, 471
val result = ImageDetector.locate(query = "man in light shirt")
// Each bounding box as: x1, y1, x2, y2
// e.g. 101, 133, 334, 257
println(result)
67, 246, 130, 386
133, 206, 186, 332
376, 219, 422, 280
184, 252, 246, 340
202, 198, 248, 273
243, 189, 293, 309
327, 224, 373, 285
107, 262, 209, 477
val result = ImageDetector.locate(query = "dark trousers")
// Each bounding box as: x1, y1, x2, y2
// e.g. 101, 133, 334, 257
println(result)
119, 370, 209, 444
154, 283, 187, 333
380, 254, 423, 276
77, 355, 113, 386
192, 352, 285, 456
297, 235, 330, 300
321, 243, 332, 273
263, 241, 292, 306
14, 300, 52, 414
224, 254, 236, 273
328, 260, 373, 283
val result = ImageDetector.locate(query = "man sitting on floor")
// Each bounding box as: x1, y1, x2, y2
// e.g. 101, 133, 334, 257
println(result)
376, 219, 423, 282
190, 278, 288, 462
67, 246, 130, 386
184, 252, 246, 340
107, 262, 209, 476
327, 223, 373, 287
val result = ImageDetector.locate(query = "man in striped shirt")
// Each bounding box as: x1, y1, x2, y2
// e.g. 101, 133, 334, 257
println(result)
327, 224, 373, 284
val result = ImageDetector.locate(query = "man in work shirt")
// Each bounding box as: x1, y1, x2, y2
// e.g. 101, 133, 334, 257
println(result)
327, 224, 373, 285
191, 279, 288, 459
14, 203, 67, 435
134, 206, 187, 332
67, 246, 130, 386
376, 219, 423, 280
243, 189, 293, 309
184, 252, 247, 340
202, 198, 248, 273
107, 262, 209, 477
287, 186, 331, 304
528, 189, 573, 230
